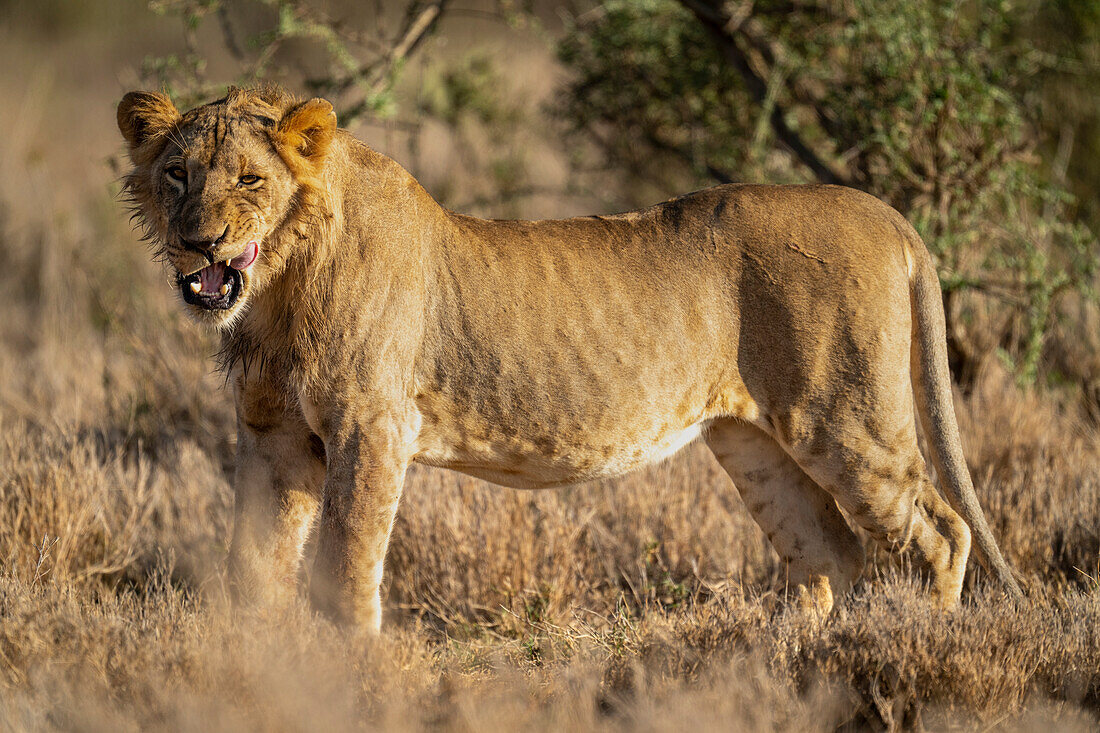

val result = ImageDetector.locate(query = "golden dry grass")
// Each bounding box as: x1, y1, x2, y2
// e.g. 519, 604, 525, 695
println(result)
0, 14, 1098, 733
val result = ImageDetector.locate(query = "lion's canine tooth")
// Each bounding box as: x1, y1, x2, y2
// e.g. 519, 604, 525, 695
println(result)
190, 281, 201, 293
220, 283, 229, 295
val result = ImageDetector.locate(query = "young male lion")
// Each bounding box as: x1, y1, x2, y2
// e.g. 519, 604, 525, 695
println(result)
117, 85, 1021, 632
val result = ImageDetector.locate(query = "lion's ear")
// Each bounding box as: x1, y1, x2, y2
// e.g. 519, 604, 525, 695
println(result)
276, 98, 337, 167
117, 91, 181, 157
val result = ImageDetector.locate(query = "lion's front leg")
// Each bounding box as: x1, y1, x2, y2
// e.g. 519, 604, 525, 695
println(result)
308, 410, 412, 633
227, 372, 325, 610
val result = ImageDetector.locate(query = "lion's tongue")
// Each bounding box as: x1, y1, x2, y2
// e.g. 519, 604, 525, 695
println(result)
199, 263, 226, 293
229, 240, 259, 270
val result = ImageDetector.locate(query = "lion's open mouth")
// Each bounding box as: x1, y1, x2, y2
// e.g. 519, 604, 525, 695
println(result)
178, 241, 259, 311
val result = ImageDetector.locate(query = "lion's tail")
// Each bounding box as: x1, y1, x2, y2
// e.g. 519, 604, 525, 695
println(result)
908, 236, 1023, 599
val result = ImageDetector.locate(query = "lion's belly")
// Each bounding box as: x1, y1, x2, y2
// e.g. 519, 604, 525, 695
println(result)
414, 418, 711, 490
410, 343, 761, 488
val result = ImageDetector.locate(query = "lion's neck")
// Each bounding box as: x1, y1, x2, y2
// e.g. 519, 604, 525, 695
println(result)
223, 140, 452, 392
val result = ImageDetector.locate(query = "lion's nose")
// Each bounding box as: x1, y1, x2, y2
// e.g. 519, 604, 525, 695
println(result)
180, 225, 230, 256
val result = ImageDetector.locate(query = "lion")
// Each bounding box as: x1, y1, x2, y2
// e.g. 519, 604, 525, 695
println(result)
117, 85, 1022, 632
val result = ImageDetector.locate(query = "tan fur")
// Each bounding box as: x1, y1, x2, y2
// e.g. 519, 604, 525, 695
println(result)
118, 86, 1021, 632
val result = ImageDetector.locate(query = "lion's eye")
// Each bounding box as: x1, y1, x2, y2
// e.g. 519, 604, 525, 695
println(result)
166, 166, 187, 182
238, 174, 261, 186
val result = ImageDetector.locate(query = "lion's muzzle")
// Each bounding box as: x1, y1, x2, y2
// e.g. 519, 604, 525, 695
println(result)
177, 240, 259, 311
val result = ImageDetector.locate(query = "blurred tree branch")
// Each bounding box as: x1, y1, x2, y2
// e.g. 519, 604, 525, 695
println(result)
143, 0, 451, 127
678, 0, 849, 185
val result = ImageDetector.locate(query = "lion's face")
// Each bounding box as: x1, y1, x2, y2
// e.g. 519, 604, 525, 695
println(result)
118, 88, 336, 329
147, 122, 293, 323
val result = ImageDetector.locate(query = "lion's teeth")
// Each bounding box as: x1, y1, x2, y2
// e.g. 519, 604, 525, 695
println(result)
220, 283, 229, 295
190, 281, 201, 293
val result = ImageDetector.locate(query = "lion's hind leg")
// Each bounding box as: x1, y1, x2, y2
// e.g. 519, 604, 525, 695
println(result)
705, 418, 865, 615
779, 421, 972, 608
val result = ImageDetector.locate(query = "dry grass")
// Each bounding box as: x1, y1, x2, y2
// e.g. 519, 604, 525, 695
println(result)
0, 14, 1098, 733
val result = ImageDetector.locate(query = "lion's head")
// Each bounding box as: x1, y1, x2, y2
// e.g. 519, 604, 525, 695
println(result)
117, 86, 336, 328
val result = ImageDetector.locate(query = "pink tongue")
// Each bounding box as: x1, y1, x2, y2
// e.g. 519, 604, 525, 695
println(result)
229, 240, 259, 270
199, 263, 226, 293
